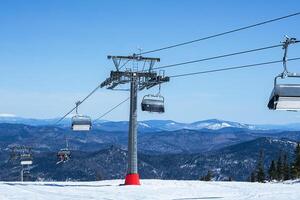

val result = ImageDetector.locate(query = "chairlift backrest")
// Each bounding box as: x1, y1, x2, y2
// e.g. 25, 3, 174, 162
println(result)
57, 148, 71, 163
20, 153, 32, 160
268, 37, 300, 111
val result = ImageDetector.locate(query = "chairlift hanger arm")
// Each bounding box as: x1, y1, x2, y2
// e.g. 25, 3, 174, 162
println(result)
281, 37, 299, 75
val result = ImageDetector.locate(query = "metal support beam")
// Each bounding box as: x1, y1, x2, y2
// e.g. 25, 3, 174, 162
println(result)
127, 76, 138, 175
108, 55, 160, 62
21, 166, 23, 182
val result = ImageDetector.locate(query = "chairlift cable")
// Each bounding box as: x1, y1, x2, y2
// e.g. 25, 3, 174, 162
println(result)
140, 12, 300, 55
55, 83, 102, 124
93, 97, 130, 122
92, 59, 300, 120
169, 57, 300, 78
57, 42, 299, 124
154, 44, 283, 70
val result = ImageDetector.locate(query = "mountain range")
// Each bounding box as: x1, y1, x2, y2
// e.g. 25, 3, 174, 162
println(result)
0, 137, 296, 181
1, 115, 300, 131
0, 116, 299, 181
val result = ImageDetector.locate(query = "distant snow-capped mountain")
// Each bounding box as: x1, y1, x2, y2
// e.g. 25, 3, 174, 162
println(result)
0, 115, 300, 131
189, 119, 249, 130
91, 119, 299, 132
0, 116, 53, 125
138, 119, 257, 131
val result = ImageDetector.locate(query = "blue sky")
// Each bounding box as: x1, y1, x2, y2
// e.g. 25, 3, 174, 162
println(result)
0, 0, 300, 124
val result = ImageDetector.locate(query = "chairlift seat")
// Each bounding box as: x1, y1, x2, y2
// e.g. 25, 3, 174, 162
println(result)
268, 84, 300, 111
141, 95, 165, 113
71, 115, 92, 131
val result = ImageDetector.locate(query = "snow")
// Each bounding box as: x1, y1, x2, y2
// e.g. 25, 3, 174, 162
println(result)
268, 138, 297, 146
0, 180, 299, 200
206, 122, 232, 130
189, 121, 240, 130
0, 113, 16, 117
139, 122, 151, 128
169, 122, 176, 125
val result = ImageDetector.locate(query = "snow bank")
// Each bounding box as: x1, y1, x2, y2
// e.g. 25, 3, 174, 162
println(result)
0, 179, 298, 200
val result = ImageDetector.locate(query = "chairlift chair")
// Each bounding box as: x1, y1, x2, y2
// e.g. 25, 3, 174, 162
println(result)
268, 37, 300, 111
71, 101, 92, 131
71, 115, 92, 131
141, 94, 165, 113
20, 154, 33, 165
56, 137, 71, 164
57, 148, 71, 163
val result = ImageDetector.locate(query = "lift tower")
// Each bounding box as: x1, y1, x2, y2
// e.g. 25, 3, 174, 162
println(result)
101, 54, 169, 185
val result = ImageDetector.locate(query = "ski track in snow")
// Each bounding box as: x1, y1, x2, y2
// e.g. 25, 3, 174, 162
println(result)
0, 180, 298, 200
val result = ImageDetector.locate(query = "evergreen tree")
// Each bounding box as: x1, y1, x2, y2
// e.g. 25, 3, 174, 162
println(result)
268, 160, 277, 180
293, 142, 300, 178
256, 149, 265, 182
283, 153, 290, 180
200, 170, 213, 181
290, 163, 296, 180
204, 170, 212, 181
276, 152, 283, 180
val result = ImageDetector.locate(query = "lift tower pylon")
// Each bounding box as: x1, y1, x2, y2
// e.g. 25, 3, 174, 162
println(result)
101, 54, 169, 185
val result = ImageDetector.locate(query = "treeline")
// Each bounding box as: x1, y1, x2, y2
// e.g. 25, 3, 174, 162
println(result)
250, 143, 300, 182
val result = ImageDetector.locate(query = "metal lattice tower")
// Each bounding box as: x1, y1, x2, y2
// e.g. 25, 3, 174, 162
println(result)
101, 54, 169, 185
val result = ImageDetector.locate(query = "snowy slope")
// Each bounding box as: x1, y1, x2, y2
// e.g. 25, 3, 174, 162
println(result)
0, 180, 299, 200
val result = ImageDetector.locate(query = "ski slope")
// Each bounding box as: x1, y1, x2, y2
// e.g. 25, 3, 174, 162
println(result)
0, 179, 299, 200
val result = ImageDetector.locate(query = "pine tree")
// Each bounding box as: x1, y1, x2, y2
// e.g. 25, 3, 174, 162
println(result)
290, 163, 296, 180
283, 153, 290, 180
293, 142, 300, 178
205, 170, 212, 181
200, 170, 213, 181
256, 149, 265, 182
268, 160, 277, 180
276, 152, 283, 180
